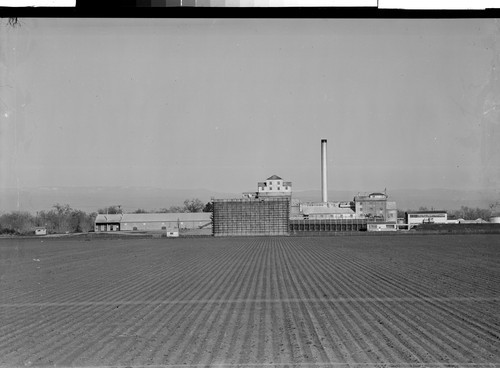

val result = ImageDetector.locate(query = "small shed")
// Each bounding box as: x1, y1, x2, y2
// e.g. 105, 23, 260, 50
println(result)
35, 227, 47, 236
367, 223, 397, 232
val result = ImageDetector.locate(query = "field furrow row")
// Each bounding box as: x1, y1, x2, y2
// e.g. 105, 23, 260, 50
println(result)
1, 235, 499, 367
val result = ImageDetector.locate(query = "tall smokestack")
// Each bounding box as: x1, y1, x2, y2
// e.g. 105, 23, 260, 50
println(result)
321, 139, 328, 203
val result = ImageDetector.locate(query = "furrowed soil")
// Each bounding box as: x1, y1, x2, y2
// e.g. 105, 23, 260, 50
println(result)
0, 235, 499, 367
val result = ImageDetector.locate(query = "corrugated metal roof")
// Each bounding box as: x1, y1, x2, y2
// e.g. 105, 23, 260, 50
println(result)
95, 213, 211, 224
122, 213, 211, 223
302, 204, 355, 215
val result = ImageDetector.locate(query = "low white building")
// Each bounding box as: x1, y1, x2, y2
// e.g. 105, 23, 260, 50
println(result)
367, 223, 397, 232
35, 227, 47, 236
405, 211, 447, 227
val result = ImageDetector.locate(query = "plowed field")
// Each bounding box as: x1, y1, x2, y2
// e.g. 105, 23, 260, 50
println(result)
0, 235, 499, 367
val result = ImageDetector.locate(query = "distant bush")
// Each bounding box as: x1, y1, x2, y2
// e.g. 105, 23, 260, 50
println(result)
0, 204, 97, 235
0, 228, 19, 235
449, 206, 493, 221
97, 206, 122, 214
38, 204, 96, 233
0, 211, 35, 235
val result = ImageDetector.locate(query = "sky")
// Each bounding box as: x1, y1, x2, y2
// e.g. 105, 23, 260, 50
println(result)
1, 18, 499, 194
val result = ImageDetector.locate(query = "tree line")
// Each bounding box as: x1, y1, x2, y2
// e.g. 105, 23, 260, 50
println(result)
99, 199, 213, 215
0, 198, 213, 235
0, 204, 96, 235
1, 202, 496, 236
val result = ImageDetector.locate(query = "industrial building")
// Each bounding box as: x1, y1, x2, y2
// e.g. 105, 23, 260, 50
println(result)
95, 140, 407, 237
91, 139, 498, 237
291, 140, 398, 232
94, 213, 212, 232
295, 193, 397, 222
354, 192, 398, 222
213, 196, 290, 236
213, 139, 401, 236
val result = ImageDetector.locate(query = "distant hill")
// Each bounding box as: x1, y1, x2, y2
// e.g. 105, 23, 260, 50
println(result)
0, 186, 498, 214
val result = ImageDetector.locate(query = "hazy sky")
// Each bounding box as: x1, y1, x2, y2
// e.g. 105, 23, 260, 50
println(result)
1, 18, 499, 193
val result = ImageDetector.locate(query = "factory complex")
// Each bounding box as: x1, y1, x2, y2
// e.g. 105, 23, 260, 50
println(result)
213, 173, 410, 236
93, 139, 496, 237
212, 140, 447, 236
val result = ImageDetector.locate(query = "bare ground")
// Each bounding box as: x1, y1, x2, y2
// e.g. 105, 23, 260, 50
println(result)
0, 235, 499, 367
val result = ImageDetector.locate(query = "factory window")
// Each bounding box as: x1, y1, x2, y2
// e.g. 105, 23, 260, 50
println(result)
269, 187, 273, 190
278, 187, 280, 190
277, 181, 280, 185
285, 186, 288, 190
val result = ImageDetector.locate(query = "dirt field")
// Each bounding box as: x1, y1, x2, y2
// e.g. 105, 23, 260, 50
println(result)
0, 235, 499, 367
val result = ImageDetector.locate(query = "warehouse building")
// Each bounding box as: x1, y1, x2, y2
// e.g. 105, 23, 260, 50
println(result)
294, 193, 397, 223
94, 213, 212, 232
354, 192, 398, 223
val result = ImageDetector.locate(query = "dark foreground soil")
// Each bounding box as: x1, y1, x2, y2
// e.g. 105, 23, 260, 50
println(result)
0, 235, 499, 367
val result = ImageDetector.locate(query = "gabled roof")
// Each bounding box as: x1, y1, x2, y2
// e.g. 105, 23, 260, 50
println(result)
95, 214, 123, 223
121, 213, 211, 223
266, 175, 282, 180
